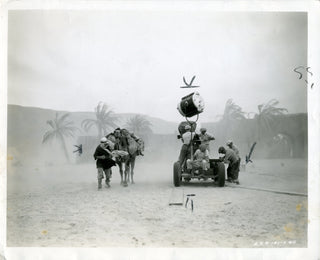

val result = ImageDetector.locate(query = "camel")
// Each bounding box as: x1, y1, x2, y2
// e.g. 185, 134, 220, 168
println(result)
106, 129, 140, 187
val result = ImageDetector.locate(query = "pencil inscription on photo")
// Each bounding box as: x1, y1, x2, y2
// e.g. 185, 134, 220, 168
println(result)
293, 66, 315, 89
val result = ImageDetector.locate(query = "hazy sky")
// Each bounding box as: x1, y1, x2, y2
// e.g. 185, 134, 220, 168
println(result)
8, 10, 307, 122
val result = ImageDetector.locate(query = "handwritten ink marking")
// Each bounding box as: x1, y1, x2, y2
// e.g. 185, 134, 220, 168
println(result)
293, 66, 304, 79
306, 67, 313, 76
293, 66, 315, 89
180, 76, 200, 88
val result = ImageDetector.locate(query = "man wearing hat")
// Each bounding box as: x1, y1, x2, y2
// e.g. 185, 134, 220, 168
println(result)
93, 137, 116, 189
178, 124, 194, 168
199, 128, 215, 151
218, 146, 240, 184
226, 140, 241, 166
226, 140, 239, 156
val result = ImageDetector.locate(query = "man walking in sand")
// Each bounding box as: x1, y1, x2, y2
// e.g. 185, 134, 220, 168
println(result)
218, 146, 240, 184
93, 137, 116, 190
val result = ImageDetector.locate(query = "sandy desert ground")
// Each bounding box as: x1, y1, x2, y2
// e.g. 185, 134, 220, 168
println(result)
6, 157, 308, 248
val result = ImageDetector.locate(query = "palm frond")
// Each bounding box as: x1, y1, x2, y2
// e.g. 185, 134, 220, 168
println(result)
43, 112, 77, 143
221, 99, 245, 122
81, 119, 96, 132
46, 120, 56, 130
124, 115, 153, 135
42, 131, 56, 144
255, 99, 288, 140
57, 113, 71, 125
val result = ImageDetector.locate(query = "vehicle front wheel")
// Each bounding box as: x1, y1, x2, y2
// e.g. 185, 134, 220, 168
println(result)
216, 162, 225, 187
173, 161, 182, 187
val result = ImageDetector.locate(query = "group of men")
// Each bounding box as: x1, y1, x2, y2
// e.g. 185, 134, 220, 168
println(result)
178, 124, 241, 184
178, 126, 215, 175
93, 128, 144, 190
219, 141, 240, 184
94, 124, 241, 189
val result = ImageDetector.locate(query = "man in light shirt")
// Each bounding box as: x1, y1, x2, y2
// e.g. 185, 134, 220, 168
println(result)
199, 128, 215, 151
178, 124, 194, 168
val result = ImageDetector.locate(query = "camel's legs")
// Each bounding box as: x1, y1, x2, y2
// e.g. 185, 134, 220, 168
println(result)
123, 161, 130, 186
130, 157, 136, 184
118, 162, 124, 184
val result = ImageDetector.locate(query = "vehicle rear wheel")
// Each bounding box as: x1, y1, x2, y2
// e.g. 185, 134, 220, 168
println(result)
216, 162, 225, 187
173, 161, 182, 187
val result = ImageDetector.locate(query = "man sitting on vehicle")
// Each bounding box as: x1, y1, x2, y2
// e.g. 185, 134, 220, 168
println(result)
218, 146, 240, 184
186, 144, 210, 174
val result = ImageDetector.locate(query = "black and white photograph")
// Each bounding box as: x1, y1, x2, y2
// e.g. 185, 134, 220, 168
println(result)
1, 1, 319, 259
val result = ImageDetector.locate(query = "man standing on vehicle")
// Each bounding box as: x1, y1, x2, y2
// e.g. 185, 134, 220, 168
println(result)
218, 146, 240, 184
178, 124, 194, 169
199, 128, 215, 152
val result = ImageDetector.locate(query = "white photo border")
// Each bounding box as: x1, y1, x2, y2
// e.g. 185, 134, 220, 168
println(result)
0, 1, 319, 259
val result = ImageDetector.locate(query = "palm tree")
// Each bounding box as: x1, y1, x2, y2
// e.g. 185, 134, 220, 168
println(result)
42, 113, 78, 162
218, 99, 246, 139
124, 115, 153, 138
81, 102, 118, 138
254, 99, 288, 141
220, 99, 246, 122
245, 112, 256, 119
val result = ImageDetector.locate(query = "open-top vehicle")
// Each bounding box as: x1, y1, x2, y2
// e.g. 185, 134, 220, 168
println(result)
173, 158, 225, 187
174, 91, 226, 187
173, 120, 226, 187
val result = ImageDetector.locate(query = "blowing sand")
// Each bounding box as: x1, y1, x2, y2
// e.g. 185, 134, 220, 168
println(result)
7, 158, 307, 247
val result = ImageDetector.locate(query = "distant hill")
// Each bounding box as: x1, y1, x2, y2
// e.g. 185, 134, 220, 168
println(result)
6, 104, 308, 165
7, 104, 178, 135
6, 104, 179, 163
109, 113, 178, 135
